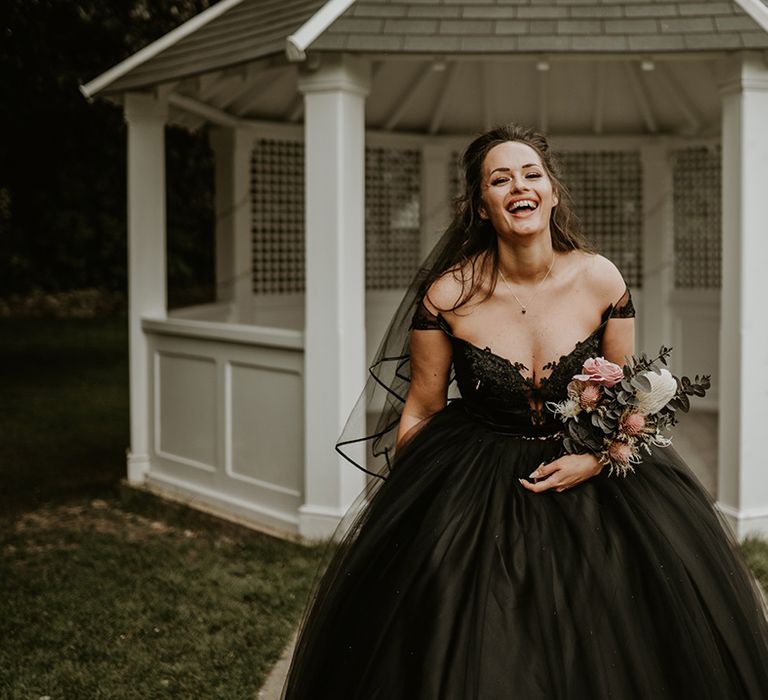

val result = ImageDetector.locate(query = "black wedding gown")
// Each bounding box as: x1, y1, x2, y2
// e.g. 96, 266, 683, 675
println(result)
281, 287, 768, 699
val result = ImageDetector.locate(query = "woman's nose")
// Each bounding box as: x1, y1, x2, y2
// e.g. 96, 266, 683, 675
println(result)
510, 175, 529, 191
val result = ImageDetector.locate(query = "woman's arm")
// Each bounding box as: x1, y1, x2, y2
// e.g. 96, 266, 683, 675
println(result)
602, 315, 635, 368
592, 255, 635, 367
396, 327, 453, 450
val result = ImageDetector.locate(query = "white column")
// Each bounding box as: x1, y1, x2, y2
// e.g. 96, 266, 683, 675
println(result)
640, 143, 674, 357
420, 142, 453, 261
209, 127, 255, 323
124, 93, 168, 484
717, 53, 768, 539
298, 54, 369, 539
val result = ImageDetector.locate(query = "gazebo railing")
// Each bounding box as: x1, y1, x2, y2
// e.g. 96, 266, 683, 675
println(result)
141, 316, 305, 534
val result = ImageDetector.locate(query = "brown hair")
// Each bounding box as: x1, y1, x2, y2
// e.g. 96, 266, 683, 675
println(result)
425, 123, 595, 311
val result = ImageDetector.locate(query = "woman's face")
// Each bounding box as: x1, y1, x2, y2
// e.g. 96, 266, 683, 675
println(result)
478, 141, 558, 240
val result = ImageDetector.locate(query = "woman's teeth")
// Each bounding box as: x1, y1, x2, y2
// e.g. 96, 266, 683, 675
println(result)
509, 199, 538, 212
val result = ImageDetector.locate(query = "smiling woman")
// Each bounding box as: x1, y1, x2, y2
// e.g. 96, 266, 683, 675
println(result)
281, 124, 768, 700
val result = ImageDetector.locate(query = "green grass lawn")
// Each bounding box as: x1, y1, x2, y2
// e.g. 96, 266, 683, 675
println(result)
0, 317, 130, 515
0, 317, 326, 699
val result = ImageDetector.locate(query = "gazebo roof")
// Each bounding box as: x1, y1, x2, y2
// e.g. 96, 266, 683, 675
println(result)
82, 0, 768, 98
315, 0, 768, 55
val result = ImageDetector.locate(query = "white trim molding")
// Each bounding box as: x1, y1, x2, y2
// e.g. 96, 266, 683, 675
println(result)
733, 0, 768, 33
716, 501, 768, 540
286, 0, 357, 62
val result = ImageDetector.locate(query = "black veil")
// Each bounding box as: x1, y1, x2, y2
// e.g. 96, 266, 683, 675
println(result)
334, 225, 462, 481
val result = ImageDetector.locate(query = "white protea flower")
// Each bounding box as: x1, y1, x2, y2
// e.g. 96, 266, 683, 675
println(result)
635, 368, 677, 416
560, 397, 581, 418
546, 397, 582, 419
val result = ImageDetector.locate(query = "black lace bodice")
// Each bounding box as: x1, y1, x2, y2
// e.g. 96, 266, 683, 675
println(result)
410, 287, 635, 435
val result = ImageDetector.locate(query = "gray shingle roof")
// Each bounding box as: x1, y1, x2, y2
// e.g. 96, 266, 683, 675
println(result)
85, 0, 768, 97
99, 0, 324, 94
313, 1, 768, 54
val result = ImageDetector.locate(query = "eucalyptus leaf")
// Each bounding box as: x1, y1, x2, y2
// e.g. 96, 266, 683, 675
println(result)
631, 374, 652, 392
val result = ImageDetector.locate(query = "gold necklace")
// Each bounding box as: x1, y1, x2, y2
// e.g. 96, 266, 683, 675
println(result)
498, 254, 556, 315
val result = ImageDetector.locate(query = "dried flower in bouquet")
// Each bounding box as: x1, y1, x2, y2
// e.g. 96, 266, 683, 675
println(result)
546, 346, 711, 477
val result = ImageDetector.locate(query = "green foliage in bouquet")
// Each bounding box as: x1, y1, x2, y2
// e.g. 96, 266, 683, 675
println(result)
548, 346, 711, 477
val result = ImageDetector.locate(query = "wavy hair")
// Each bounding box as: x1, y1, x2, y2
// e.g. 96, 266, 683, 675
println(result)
421, 124, 595, 311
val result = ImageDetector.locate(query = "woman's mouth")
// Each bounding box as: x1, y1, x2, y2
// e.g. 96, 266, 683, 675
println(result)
507, 199, 539, 216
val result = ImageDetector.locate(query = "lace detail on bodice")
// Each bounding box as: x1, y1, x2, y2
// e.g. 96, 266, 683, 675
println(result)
410, 286, 635, 430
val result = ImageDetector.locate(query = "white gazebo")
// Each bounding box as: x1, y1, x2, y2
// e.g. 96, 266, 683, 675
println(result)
81, 0, 768, 540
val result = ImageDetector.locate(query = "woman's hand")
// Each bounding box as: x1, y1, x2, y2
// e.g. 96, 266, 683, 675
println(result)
518, 453, 603, 493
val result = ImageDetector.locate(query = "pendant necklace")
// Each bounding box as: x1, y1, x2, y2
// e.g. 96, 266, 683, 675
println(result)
498, 254, 556, 315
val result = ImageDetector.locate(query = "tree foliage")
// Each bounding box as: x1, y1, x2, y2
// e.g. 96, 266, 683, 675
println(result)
0, 0, 216, 305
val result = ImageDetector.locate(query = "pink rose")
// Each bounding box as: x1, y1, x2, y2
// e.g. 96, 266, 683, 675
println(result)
608, 440, 633, 464
573, 357, 624, 387
621, 413, 645, 437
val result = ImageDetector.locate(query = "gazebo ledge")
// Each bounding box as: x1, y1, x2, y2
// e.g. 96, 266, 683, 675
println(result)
142, 316, 304, 350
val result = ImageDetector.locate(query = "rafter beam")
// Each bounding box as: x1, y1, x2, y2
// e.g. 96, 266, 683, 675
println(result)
218, 70, 283, 112
196, 71, 223, 99
198, 74, 245, 103
384, 63, 434, 131
168, 93, 242, 127
482, 63, 494, 131
655, 63, 701, 135
429, 62, 458, 135
286, 95, 304, 122
538, 65, 550, 133
593, 62, 605, 135
624, 61, 658, 134
154, 81, 179, 100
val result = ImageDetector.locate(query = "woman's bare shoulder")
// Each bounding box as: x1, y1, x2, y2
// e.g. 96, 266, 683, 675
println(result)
422, 265, 466, 316
424, 254, 487, 313
581, 252, 627, 306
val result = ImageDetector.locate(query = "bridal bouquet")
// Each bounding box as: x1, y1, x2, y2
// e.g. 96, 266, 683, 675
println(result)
546, 347, 711, 477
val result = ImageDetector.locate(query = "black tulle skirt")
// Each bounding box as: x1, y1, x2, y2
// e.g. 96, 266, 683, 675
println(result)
282, 400, 768, 699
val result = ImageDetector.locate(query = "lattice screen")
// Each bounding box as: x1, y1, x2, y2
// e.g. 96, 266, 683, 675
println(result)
672, 146, 721, 289
252, 139, 305, 294
558, 151, 643, 288
446, 150, 643, 287
251, 140, 421, 293
365, 147, 421, 289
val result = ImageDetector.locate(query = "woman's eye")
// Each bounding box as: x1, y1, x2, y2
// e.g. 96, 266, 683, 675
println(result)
491, 177, 510, 186
526, 172, 542, 179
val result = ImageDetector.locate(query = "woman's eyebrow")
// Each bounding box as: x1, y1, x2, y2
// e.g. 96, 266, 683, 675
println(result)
488, 164, 540, 176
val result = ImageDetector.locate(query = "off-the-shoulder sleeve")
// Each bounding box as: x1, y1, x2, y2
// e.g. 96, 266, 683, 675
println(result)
410, 299, 442, 330
609, 285, 636, 319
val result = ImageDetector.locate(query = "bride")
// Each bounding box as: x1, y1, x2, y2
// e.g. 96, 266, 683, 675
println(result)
281, 124, 768, 699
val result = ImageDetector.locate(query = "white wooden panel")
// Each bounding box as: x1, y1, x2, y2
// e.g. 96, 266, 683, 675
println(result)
228, 362, 303, 494
670, 289, 720, 409
144, 318, 304, 535
156, 352, 217, 470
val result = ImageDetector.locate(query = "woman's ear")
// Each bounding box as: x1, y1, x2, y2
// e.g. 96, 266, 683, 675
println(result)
552, 191, 560, 208
478, 205, 488, 220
